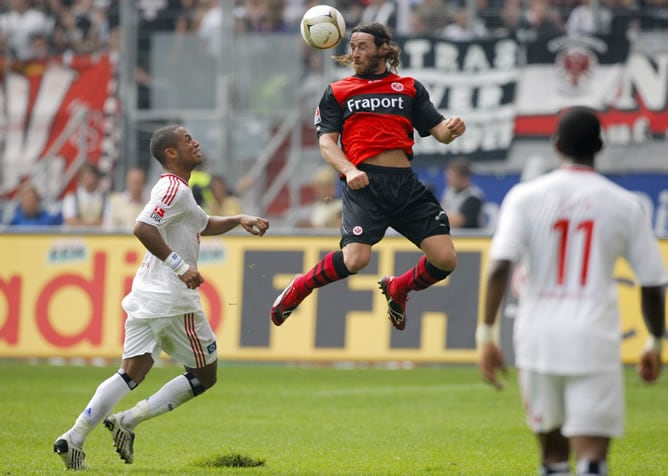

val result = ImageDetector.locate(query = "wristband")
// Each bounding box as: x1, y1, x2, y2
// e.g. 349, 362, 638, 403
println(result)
644, 335, 663, 354
164, 252, 190, 276
476, 324, 495, 344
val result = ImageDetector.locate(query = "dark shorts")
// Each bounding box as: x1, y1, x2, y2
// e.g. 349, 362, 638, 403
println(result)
339, 163, 450, 249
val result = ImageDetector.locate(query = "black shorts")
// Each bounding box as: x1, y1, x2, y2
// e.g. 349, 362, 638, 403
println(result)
339, 163, 451, 248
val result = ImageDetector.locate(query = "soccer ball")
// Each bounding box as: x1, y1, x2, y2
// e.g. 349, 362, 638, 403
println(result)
300, 5, 346, 50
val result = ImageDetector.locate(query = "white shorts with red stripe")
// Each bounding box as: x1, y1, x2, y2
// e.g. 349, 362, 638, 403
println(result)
122, 311, 217, 369
519, 367, 624, 438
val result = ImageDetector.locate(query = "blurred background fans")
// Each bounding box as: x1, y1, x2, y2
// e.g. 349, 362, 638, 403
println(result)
0, 0, 666, 234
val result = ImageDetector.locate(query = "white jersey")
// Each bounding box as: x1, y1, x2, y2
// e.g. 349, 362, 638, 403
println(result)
491, 165, 667, 374
122, 174, 209, 318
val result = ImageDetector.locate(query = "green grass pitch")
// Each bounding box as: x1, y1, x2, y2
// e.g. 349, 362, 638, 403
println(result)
1, 360, 666, 475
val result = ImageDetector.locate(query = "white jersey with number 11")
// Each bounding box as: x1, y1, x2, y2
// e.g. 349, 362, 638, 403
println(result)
490, 165, 667, 374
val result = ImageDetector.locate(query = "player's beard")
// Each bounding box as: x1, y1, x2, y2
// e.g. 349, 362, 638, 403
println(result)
354, 53, 386, 76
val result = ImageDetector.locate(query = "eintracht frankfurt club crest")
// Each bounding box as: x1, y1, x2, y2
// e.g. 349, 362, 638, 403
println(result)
550, 36, 605, 95
555, 45, 598, 94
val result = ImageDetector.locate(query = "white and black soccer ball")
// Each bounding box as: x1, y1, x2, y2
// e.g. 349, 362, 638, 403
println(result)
300, 5, 346, 50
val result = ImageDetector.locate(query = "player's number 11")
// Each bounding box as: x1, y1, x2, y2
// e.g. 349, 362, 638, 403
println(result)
553, 219, 594, 286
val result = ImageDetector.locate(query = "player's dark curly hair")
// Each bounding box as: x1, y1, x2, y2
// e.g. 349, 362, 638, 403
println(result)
554, 106, 603, 163
150, 125, 180, 165
333, 23, 401, 73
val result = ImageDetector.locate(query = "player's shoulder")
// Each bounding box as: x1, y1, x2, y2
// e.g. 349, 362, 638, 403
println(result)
598, 175, 635, 197
332, 74, 357, 87
506, 172, 553, 199
151, 174, 190, 205
557, 169, 643, 212
580, 172, 640, 206
606, 182, 646, 214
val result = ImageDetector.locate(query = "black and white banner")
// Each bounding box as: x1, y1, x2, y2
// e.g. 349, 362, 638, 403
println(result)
396, 36, 520, 162
518, 34, 630, 115
386, 33, 668, 158
515, 33, 668, 144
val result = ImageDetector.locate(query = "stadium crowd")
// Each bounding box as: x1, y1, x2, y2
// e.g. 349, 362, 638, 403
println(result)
0, 0, 666, 228
0, 0, 666, 62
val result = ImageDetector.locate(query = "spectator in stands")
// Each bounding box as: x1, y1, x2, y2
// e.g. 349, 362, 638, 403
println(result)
408, 8, 432, 35
32, 0, 66, 22
566, 0, 613, 35
10, 181, 63, 226
52, 9, 83, 54
238, 0, 264, 32
477, 0, 509, 33
51, 18, 74, 55
610, 0, 640, 34
549, 0, 584, 21
498, 0, 524, 34
442, 2, 489, 40
338, 0, 365, 30
297, 166, 343, 229
238, 0, 292, 33
50, 0, 110, 56
639, 0, 668, 30
300, 42, 327, 106
0, 0, 53, 60
409, 0, 449, 35
174, 0, 199, 33
517, 0, 564, 40
360, 0, 398, 33
69, 0, 110, 53
262, 0, 292, 32
135, 0, 183, 108
441, 158, 486, 229
26, 31, 51, 61
205, 174, 242, 216
196, 0, 223, 55
105, 167, 148, 231
188, 169, 212, 207
62, 161, 108, 227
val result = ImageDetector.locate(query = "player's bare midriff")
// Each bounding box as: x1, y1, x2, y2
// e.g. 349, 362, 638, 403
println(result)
363, 149, 410, 168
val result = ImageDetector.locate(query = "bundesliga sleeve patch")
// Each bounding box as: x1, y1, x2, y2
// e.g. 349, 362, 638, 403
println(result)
150, 207, 165, 222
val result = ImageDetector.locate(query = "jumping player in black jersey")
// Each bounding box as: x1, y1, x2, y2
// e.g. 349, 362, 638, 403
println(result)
271, 22, 466, 330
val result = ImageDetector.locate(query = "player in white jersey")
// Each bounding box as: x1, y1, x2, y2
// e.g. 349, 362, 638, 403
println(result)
53, 125, 269, 470
477, 107, 666, 476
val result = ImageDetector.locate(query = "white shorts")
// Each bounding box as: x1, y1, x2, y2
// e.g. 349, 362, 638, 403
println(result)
518, 368, 624, 438
123, 311, 218, 369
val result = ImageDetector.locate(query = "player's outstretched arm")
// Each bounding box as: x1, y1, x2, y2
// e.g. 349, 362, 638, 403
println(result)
238, 215, 270, 236
201, 215, 269, 236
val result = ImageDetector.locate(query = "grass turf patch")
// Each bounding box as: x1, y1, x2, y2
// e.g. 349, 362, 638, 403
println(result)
195, 452, 265, 468
1, 361, 666, 474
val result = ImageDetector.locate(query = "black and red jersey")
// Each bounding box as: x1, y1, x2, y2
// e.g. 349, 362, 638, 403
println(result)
314, 71, 444, 165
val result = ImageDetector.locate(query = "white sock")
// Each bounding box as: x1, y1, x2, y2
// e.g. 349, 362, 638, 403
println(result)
541, 461, 571, 475
120, 375, 194, 430
577, 460, 608, 476
67, 372, 132, 447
